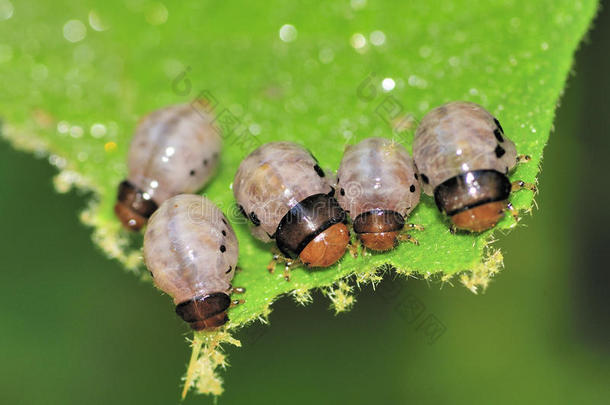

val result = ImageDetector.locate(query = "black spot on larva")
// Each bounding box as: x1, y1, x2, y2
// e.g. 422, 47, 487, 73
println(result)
222, 230, 227, 236
238, 205, 247, 218
225, 266, 232, 274
494, 128, 504, 143
493, 118, 504, 133
340, 188, 345, 196
220, 245, 226, 253
190, 169, 196, 176
203, 159, 208, 166
313, 164, 325, 177
410, 184, 416, 192
505, 166, 509, 174
222, 218, 228, 225
249, 211, 261, 226
495, 144, 506, 158
421, 174, 430, 184
414, 173, 419, 180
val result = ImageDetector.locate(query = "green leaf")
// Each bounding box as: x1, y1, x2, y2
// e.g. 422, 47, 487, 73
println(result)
0, 0, 597, 397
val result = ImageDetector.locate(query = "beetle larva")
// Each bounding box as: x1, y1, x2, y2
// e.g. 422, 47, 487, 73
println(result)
336, 137, 422, 250
233, 142, 349, 278
115, 103, 221, 230
143, 194, 241, 330
413, 101, 534, 232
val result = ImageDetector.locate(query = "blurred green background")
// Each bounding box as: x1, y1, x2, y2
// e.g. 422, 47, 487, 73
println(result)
1, 4, 609, 405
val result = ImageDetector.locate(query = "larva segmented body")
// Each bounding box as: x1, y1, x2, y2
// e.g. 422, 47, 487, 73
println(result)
143, 194, 238, 330
336, 137, 421, 250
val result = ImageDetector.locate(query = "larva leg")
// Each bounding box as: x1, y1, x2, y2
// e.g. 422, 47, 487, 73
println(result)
266, 246, 284, 273
228, 286, 246, 307
267, 246, 299, 281
281, 257, 300, 281
405, 223, 425, 232
283, 261, 294, 282
516, 154, 531, 163
230, 299, 245, 307
267, 255, 278, 273
397, 232, 419, 246
506, 201, 519, 222
398, 223, 423, 245
511, 180, 537, 193
348, 233, 360, 258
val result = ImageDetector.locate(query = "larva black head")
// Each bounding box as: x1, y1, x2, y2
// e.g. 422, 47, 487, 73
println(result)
433, 170, 511, 232
114, 180, 158, 231
353, 210, 405, 251
275, 193, 349, 267
175, 292, 231, 331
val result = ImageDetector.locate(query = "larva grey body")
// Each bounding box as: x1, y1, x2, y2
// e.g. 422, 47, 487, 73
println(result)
413, 101, 517, 195
413, 101, 519, 232
337, 137, 420, 219
336, 137, 421, 251
115, 103, 221, 230
233, 142, 349, 268
143, 194, 238, 330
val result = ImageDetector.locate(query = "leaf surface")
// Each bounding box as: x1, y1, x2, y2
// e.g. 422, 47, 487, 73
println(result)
0, 0, 597, 396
